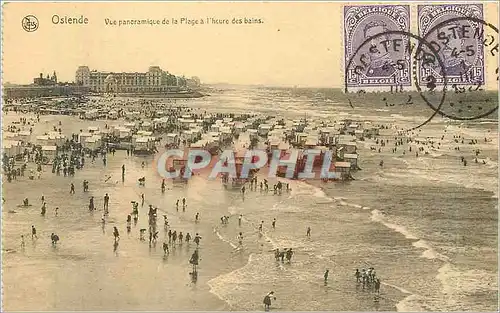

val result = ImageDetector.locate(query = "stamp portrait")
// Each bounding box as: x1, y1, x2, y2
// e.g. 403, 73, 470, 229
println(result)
418, 4, 485, 85
344, 5, 411, 88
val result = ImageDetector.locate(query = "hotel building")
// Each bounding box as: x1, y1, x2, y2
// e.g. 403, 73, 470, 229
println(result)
75, 66, 189, 93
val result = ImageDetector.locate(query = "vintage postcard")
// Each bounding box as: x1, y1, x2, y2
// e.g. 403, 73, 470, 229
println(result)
1, 1, 498, 312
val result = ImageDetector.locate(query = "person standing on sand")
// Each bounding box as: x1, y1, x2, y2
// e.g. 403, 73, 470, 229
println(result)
272, 218, 276, 229
237, 232, 243, 247
31, 225, 37, 240
40, 202, 46, 216
355, 269, 361, 283
263, 291, 276, 311
113, 227, 120, 242
194, 233, 201, 246
306, 227, 311, 237
163, 242, 169, 256
374, 278, 381, 293
324, 269, 329, 284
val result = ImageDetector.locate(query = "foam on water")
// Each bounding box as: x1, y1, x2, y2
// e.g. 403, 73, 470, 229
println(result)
437, 263, 498, 296
213, 226, 238, 249
396, 263, 499, 312
412, 240, 449, 262
370, 209, 418, 241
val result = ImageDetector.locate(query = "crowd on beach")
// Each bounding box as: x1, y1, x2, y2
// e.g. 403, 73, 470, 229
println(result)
3, 96, 497, 311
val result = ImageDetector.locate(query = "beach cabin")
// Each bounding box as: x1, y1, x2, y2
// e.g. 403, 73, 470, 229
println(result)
343, 153, 359, 169
363, 127, 380, 138
207, 132, 221, 143
258, 124, 272, 137
190, 140, 206, 149
17, 131, 31, 142
210, 124, 221, 133
334, 161, 351, 172
78, 132, 93, 144
84, 109, 99, 120
234, 123, 246, 135
166, 133, 180, 148
338, 134, 357, 143
41, 145, 58, 162
347, 123, 360, 135
191, 127, 202, 138
354, 129, 364, 140
268, 138, 281, 151
171, 159, 189, 183
294, 132, 308, 146
140, 121, 153, 131
2, 142, 15, 158
134, 137, 154, 153
83, 137, 98, 151
248, 129, 259, 141
3, 140, 22, 158
180, 130, 193, 142
3, 132, 17, 141
132, 111, 141, 119
85, 135, 102, 150
320, 128, 338, 145
36, 135, 54, 146
114, 127, 131, 139
220, 127, 233, 142
137, 130, 153, 137
179, 118, 195, 130
153, 117, 169, 131
125, 112, 135, 121
304, 137, 318, 149
88, 126, 100, 134
107, 110, 119, 120
337, 142, 357, 157
48, 132, 66, 147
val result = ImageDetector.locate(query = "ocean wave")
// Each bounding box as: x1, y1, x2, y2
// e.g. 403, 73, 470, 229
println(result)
213, 226, 238, 249
436, 263, 498, 296
370, 209, 418, 240
396, 294, 428, 312
412, 240, 449, 262
396, 263, 499, 312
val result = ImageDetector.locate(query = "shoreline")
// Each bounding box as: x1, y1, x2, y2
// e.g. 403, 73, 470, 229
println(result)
1, 87, 497, 311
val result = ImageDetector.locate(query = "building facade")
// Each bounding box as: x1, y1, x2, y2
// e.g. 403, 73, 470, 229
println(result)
3, 85, 90, 99
75, 66, 191, 93
34, 71, 58, 86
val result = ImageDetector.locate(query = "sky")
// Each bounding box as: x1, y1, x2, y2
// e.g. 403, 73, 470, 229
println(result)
2, 1, 499, 88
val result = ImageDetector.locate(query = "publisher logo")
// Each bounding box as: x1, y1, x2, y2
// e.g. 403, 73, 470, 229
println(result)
22, 15, 39, 32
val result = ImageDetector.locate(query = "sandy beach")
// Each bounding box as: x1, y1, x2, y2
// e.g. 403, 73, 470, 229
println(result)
2, 87, 498, 311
